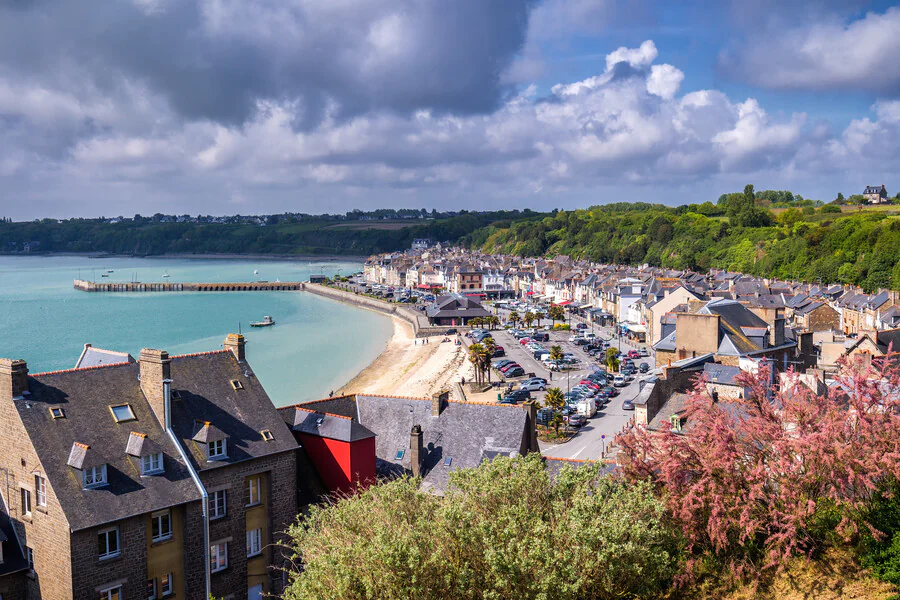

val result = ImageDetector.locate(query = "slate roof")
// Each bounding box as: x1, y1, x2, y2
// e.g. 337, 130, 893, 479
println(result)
74, 344, 135, 369
703, 363, 744, 386
18, 363, 200, 531
283, 406, 376, 443
425, 294, 491, 320
167, 351, 298, 472
284, 394, 530, 494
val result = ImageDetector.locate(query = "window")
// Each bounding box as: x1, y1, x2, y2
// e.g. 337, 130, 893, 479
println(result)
0, 539, 5, 563
20, 488, 31, 516
109, 404, 136, 422
207, 439, 226, 461
26, 547, 33, 569
49, 406, 65, 419
246, 528, 262, 557
99, 585, 122, 600
98, 527, 120, 560
395, 449, 405, 460
84, 464, 107, 488
147, 578, 157, 600
160, 573, 174, 596
209, 490, 227, 520
141, 452, 164, 475
230, 379, 243, 390
35, 475, 47, 507
151, 510, 172, 543
260, 429, 274, 442
246, 476, 261, 506
444, 456, 452, 467
210, 541, 228, 572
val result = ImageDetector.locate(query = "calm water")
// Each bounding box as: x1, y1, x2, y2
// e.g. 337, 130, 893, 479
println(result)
0, 255, 393, 406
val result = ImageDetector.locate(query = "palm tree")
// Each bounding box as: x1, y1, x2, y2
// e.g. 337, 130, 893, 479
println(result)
468, 343, 485, 385
549, 345, 564, 361
544, 387, 566, 435
523, 311, 535, 328
509, 310, 520, 328
470, 316, 483, 328
479, 338, 496, 383
489, 315, 501, 330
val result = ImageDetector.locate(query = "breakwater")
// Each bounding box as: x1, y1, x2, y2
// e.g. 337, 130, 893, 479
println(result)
74, 279, 303, 292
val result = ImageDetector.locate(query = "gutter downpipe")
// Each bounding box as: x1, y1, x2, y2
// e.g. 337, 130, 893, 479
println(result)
163, 378, 211, 598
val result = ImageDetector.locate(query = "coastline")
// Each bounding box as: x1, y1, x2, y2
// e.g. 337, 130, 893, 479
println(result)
0, 252, 367, 262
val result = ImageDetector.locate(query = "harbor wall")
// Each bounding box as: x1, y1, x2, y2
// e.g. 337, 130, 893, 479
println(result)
73, 279, 303, 292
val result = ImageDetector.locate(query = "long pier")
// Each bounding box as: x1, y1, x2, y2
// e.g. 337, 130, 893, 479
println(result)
74, 279, 304, 292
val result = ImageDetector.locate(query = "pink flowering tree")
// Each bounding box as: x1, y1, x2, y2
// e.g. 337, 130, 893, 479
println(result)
616, 352, 900, 579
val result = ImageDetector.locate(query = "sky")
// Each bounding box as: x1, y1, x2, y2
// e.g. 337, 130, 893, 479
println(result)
1, 0, 900, 219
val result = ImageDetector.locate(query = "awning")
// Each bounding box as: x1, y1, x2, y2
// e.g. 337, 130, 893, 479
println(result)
579, 304, 593, 309
623, 323, 647, 333
526, 291, 535, 295
557, 300, 572, 306
464, 293, 487, 297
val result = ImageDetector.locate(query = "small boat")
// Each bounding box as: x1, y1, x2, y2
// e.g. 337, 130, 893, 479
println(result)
101, 273, 109, 278
254, 269, 259, 275
162, 271, 170, 278
250, 316, 275, 327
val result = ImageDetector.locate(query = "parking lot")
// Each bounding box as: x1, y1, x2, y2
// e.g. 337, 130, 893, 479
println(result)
486, 306, 651, 460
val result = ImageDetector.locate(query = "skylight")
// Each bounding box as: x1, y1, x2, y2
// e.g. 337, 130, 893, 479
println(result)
49, 407, 65, 419
230, 379, 244, 390
260, 430, 274, 442
110, 404, 136, 423
396, 449, 405, 460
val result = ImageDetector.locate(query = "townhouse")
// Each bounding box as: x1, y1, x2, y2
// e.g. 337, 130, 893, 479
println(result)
0, 334, 305, 600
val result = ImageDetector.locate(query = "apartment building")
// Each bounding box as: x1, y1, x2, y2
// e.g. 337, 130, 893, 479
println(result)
0, 334, 301, 600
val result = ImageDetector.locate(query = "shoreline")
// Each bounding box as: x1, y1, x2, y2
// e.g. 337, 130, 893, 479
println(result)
0, 252, 367, 262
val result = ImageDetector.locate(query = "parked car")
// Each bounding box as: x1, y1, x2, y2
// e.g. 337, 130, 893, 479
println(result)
499, 362, 522, 373
639, 362, 650, 373
493, 359, 515, 369
536, 408, 554, 426
568, 414, 587, 427
491, 346, 506, 358
613, 375, 627, 387
622, 400, 635, 411
575, 323, 587, 330
445, 328, 457, 335
519, 337, 532, 345
526, 377, 548, 385
605, 386, 619, 397
532, 332, 550, 342
639, 348, 650, 356
505, 367, 526, 377
627, 350, 640, 359
519, 380, 546, 392
504, 389, 531, 402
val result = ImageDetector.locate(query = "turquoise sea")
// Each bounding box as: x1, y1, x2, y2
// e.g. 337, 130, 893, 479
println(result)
0, 255, 393, 406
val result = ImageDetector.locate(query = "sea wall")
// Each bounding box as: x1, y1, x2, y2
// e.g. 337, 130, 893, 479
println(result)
301, 283, 450, 338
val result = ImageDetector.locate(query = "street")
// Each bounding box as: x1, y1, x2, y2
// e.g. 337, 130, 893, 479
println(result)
487, 306, 651, 461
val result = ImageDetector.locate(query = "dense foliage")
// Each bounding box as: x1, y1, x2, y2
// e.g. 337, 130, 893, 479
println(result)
284, 453, 680, 600
0, 210, 544, 257
616, 354, 900, 583
470, 190, 900, 291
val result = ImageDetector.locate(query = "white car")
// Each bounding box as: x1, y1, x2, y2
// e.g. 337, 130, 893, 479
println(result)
613, 375, 627, 388
519, 380, 547, 392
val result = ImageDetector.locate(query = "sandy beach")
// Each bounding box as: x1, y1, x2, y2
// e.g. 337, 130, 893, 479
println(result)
339, 317, 468, 398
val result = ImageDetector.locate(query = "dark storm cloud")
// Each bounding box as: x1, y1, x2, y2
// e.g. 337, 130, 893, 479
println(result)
0, 0, 536, 127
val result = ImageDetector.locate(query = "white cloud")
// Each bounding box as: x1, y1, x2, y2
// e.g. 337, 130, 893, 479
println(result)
646, 64, 684, 100
720, 7, 900, 93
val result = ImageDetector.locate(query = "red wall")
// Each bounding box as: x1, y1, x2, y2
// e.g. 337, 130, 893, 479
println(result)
298, 433, 376, 494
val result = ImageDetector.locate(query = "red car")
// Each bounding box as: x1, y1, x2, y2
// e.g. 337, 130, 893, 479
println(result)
519, 338, 532, 345
627, 350, 640, 359
500, 363, 522, 373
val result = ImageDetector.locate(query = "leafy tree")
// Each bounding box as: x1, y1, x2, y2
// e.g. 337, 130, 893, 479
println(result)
617, 355, 900, 580
548, 304, 565, 326
284, 453, 680, 600
605, 347, 620, 372
821, 204, 842, 214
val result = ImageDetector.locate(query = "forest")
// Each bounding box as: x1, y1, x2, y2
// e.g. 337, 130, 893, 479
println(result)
467, 186, 900, 292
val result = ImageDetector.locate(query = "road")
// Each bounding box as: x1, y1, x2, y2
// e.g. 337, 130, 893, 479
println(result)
487, 306, 651, 460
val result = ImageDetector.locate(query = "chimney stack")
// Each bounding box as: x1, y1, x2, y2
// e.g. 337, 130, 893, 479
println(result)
410, 424, 423, 477
0, 359, 29, 399
140, 349, 170, 427
432, 390, 449, 416
224, 333, 246, 362
523, 401, 539, 453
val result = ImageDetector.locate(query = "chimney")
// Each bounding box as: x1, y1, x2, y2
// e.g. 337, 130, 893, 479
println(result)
140, 349, 170, 427
523, 401, 538, 453
224, 333, 246, 362
432, 390, 449, 416
770, 315, 785, 347
0, 359, 29, 399
410, 425, 423, 478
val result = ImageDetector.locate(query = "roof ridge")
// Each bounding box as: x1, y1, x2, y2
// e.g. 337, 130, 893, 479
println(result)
83, 346, 132, 357
31, 361, 133, 377
293, 406, 353, 420
170, 349, 231, 359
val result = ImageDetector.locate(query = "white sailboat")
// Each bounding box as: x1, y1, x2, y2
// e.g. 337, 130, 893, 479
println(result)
162, 270, 170, 278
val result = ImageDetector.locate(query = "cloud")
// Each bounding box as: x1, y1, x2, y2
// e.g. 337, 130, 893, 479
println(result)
719, 7, 900, 94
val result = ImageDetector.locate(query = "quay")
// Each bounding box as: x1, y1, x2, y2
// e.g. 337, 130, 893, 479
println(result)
73, 279, 304, 292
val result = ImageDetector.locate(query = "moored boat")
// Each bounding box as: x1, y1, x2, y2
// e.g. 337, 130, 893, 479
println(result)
250, 315, 275, 327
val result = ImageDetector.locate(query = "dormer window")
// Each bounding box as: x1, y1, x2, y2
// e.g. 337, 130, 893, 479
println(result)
110, 404, 136, 423
208, 439, 226, 461
84, 465, 107, 488
141, 453, 164, 476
